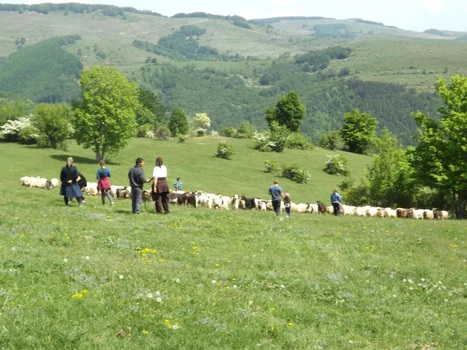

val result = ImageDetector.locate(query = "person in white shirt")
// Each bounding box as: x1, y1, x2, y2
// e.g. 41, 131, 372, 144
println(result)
150, 157, 170, 214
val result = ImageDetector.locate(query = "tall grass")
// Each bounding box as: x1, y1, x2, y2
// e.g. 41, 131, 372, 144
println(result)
1, 139, 466, 349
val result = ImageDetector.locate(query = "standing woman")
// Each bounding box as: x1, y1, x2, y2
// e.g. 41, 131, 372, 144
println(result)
151, 157, 170, 214
59, 157, 83, 206
96, 160, 114, 206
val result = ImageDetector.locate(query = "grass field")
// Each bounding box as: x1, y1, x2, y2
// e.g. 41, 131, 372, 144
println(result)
1, 138, 467, 349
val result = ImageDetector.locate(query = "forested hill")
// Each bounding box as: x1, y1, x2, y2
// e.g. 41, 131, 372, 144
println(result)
0, 6, 466, 144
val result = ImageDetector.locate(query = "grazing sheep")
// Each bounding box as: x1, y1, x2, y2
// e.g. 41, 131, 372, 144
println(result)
116, 188, 130, 199
396, 208, 410, 218
231, 194, 240, 210
423, 210, 434, 220
143, 190, 152, 202
86, 187, 98, 196
317, 201, 327, 214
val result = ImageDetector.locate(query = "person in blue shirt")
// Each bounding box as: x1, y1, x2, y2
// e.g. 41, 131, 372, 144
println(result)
330, 188, 342, 216
173, 177, 183, 191
269, 180, 284, 216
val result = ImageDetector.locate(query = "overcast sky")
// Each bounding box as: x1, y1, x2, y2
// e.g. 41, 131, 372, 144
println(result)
19, 0, 467, 32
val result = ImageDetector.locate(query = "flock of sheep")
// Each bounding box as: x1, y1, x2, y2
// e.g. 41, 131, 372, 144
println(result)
19, 176, 449, 219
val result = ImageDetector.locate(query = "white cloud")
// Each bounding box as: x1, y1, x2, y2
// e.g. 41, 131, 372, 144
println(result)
418, 0, 447, 13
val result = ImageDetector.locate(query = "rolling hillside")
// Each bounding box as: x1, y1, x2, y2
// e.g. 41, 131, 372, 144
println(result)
1, 6, 467, 144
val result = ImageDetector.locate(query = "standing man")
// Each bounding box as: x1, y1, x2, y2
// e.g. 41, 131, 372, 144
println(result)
269, 180, 284, 216
331, 188, 342, 216
128, 158, 151, 214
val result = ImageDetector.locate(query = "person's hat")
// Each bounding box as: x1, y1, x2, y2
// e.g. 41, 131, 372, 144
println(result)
285, 193, 290, 197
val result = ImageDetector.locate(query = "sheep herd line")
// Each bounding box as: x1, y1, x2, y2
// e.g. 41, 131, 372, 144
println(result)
20, 176, 449, 220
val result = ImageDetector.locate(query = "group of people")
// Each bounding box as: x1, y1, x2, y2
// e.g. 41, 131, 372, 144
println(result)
59, 157, 183, 215
268, 180, 342, 217
61, 157, 342, 217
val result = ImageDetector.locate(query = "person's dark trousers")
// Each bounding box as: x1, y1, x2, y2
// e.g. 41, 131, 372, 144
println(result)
101, 189, 114, 205
131, 187, 143, 214
272, 199, 281, 216
286, 207, 291, 217
154, 192, 170, 213
332, 203, 340, 216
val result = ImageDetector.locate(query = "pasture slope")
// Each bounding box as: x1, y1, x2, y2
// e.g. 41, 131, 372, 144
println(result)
1, 139, 467, 349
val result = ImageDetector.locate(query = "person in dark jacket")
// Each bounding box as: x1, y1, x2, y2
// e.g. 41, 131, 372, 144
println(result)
76, 172, 87, 204
59, 157, 83, 206
128, 157, 151, 214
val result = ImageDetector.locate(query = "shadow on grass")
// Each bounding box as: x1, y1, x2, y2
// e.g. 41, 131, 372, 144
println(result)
50, 155, 121, 166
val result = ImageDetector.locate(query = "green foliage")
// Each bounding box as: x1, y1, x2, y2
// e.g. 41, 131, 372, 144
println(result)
140, 62, 439, 146
265, 91, 306, 132
282, 164, 310, 184
136, 124, 154, 138
366, 129, 414, 207
168, 108, 189, 136
264, 160, 280, 174
0, 116, 32, 141
0, 3, 163, 16
193, 113, 211, 130
73, 66, 139, 161
340, 109, 378, 154
233, 19, 251, 29
0, 36, 83, 103
254, 122, 290, 152
235, 121, 256, 139
343, 180, 371, 206
215, 141, 235, 159
156, 124, 171, 140
294, 46, 351, 71
0, 98, 34, 125
220, 126, 236, 137
286, 132, 314, 150
409, 75, 467, 218
178, 135, 187, 143
135, 88, 167, 127
32, 103, 72, 150
318, 130, 343, 150
19, 125, 39, 144
324, 154, 350, 176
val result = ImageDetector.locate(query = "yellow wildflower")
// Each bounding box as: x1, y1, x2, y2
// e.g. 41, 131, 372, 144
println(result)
288, 322, 294, 327
71, 293, 83, 299
141, 330, 149, 335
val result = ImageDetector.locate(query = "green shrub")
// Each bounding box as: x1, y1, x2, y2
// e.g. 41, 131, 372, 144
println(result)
318, 130, 343, 150
286, 132, 314, 150
19, 125, 39, 144
156, 125, 171, 140
324, 154, 350, 176
220, 126, 236, 138
264, 160, 280, 174
136, 124, 154, 138
215, 141, 235, 159
235, 121, 256, 139
195, 128, 206, 137
282, 164, 310, 184
178, 135, 187, 143
253, 123, 289, 153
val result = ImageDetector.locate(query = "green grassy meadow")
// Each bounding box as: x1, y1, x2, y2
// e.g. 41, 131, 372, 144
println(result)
1, 138, 467, 349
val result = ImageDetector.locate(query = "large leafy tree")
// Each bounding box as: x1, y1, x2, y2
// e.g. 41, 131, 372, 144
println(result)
33, 103, 71, 150
135, 88, 167, 127
168, 107, 189, 136
340, 109, 378, 154
73, 66, 139, 161
265, 90, 306, 132
366, 129, 414, 207
410, 75, 467, 218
